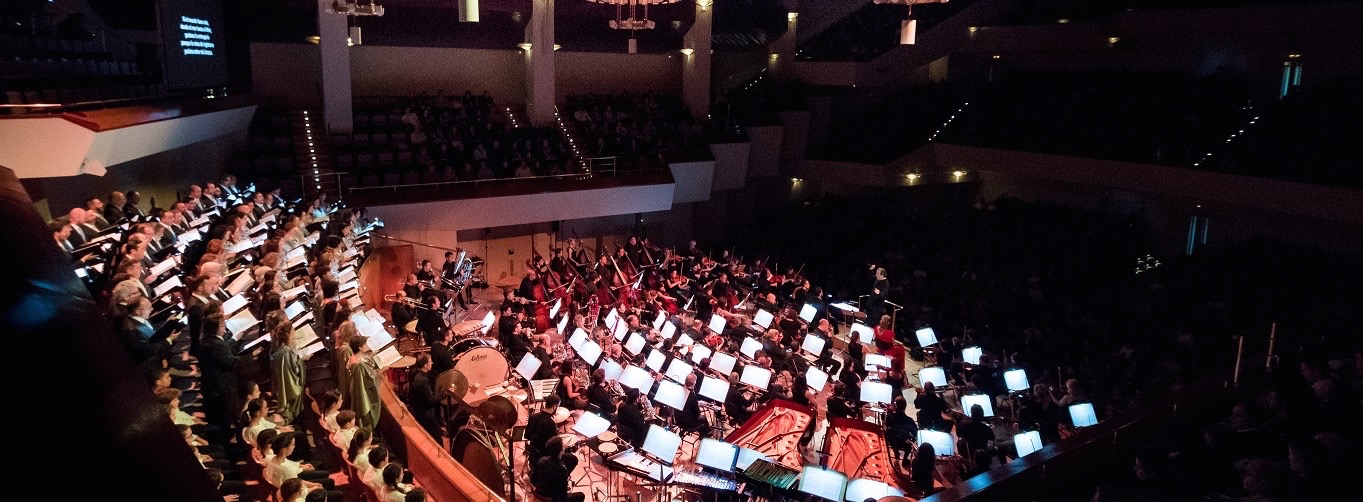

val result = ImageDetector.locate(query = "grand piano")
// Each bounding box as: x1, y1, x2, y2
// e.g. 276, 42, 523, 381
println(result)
725, 399, 813, 471
824, 416, 905, 491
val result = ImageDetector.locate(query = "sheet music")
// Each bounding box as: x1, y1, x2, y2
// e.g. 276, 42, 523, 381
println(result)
281, 285, 308, 301
292, 324, 319, 350
619, 366, 654, 391
515, 353, 542, 379
660, 322, 676, 340
299, 341, 326, 358
708, 352, 737, 375
698, 376, 730, 402
805, 367, 829, 392
740, 365, 771, 390
642, 424, 682, 464
664, 359, 693, 383
843, 479, 902, 502
238, 333, 271, 353
225, 273, 254, 297
802, 335, 826, 356
375, 345, 403, 368
150, 257, 177, 278
153, 276, 183, 297
364, 325, 394, 352
740, 338, 762, 359
225, 239, 255, 254
695, 438, 739, 472
336, 268, 357, 284
225, 310, 260, 340
689, 344, 712, 364
291, 311, 314, 330
798, 466, 848, 501
364, 308, 383, 323
572, 412, 611, 438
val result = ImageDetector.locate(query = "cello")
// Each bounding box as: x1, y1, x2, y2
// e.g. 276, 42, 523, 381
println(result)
523, 255, 553, 332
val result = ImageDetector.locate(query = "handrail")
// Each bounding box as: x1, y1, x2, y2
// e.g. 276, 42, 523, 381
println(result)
343, 160, 660, 194
369, 233, 461, 253
0, 87, 238, 114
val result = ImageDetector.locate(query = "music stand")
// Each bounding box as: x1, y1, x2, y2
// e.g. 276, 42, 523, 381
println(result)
798, 465, 848, 502
1014, 430, 1044, 457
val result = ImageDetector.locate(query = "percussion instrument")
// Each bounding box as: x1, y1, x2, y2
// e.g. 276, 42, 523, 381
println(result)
476, 395, 519, 432
390, 356, 417, 369
552, 407, 571, 424
451, 319, 484, 338
450, 338, 509, 388
435, 369, 469, 402
555, 433, 580, 449
403, 320, 419, 337
598, 430, 618, 443
597, 441, 620, 456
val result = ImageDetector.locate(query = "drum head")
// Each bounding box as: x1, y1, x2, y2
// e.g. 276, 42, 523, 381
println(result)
598, 430, 618, 442
453, 345, 509, 388
598, 442, 619, 455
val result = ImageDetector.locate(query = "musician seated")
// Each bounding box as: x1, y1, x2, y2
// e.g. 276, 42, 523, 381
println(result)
885, 396, 919, 457
530, 436, 585, 502
674, 374, 709, 437
556, 360, 589, 410
586, 369, 615, 419
724, 373, 754, 425
826, 383, 859, 419
616, 389, 648, 448
525, 395, 561, 463
389, 291, 416, 335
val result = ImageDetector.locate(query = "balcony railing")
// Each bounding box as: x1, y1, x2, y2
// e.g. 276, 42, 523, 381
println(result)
337, 158, 674, 206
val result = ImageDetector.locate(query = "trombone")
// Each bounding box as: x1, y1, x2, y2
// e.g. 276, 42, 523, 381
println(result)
384, 293, 436, 311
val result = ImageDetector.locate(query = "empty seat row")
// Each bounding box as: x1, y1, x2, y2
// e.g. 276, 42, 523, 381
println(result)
0, 57, 140, 78
0, 34, 111, 59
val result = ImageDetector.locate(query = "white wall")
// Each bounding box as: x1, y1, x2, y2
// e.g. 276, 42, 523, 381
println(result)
351, 45, 528, 102
555, 51, 683, 100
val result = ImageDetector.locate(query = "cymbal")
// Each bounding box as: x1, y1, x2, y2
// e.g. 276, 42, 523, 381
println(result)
477, 395, 518, 431
435, 369, 468, 400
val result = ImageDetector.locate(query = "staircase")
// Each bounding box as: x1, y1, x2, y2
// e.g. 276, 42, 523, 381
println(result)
288, 109, 341, 201
551, 106, 592, 173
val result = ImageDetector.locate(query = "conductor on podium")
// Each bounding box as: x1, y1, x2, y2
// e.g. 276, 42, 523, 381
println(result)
865, 265, 889, 329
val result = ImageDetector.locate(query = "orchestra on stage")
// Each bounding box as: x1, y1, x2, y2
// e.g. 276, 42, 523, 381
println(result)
389, 234, 985, 502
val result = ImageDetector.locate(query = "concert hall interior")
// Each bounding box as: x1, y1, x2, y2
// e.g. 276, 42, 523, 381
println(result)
5, 1, 1363, 501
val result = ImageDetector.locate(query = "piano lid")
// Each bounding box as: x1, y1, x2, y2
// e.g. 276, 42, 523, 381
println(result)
725, 399, 813, 472
825, 416, 904, 492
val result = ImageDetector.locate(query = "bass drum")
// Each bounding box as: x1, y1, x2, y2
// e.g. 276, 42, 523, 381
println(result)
451, 338, 509, 389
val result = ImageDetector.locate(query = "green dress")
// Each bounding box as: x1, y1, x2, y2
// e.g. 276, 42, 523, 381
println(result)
334, 343, 354, 407
348, 355, 382, 430
271, 346, 306, 423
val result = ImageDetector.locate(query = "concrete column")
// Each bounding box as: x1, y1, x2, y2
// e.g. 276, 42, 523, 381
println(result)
316, 0, 352, 133
682, 1, 713, 120
524, 0, 556, 127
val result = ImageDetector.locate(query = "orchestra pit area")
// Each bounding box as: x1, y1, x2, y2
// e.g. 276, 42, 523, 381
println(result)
5, 1, 1362, 502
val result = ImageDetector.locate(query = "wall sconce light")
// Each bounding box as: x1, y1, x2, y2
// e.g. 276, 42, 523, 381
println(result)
680, 48, 694, 56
